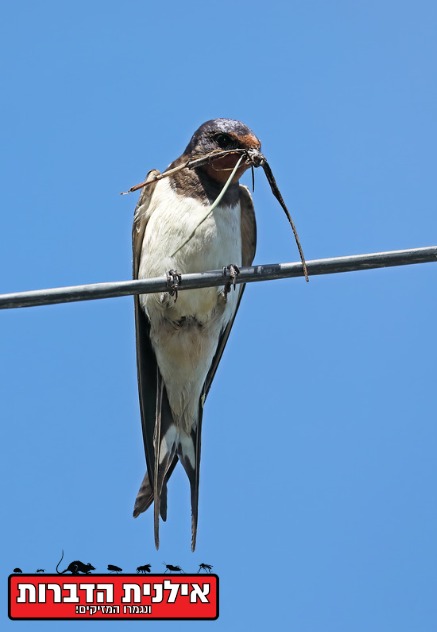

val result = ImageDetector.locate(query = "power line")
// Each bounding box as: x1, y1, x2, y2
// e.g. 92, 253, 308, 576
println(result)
0, 246, 436, 311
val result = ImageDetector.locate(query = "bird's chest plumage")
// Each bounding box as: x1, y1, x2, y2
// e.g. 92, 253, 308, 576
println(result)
139, 178, 242, 322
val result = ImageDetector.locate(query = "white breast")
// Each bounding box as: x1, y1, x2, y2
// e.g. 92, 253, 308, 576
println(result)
138, 177, 242, 321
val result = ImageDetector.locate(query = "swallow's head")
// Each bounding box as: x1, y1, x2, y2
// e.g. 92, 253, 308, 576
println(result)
184, 118, 262, 183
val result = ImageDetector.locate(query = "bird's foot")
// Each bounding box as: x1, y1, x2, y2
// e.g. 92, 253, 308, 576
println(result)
222, 264, 240, 301
166, 269, 182, 302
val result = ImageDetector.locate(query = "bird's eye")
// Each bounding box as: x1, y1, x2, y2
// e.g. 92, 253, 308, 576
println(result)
213, 133, 237, 149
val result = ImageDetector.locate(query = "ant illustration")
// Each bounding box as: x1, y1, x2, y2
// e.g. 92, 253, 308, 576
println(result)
164, 564, 185, 573
136, 564, 151, 573
198, 563, 213, 573
107, 564, 122, 573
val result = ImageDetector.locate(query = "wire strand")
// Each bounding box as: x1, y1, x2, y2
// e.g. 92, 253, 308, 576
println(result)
0, 246, 435, 311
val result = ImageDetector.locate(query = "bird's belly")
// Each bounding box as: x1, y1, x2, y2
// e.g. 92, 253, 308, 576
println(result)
152, 317, 220, 419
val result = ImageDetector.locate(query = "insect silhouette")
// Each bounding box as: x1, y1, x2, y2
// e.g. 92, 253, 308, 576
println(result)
56, 550, 95, 575
107, 564, 122, 573
136, 564, 152, 573
13, 568, 22, 573
164, 564, 185, 573
198, 563, 213, 573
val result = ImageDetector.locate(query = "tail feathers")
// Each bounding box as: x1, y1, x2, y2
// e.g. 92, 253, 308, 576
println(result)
153, 428, 178, 549
133, 467, 175, 520
177, 429, 200, 552
133, 427, 201, 552
159, 479, 168, 522
133, 472, 154, 517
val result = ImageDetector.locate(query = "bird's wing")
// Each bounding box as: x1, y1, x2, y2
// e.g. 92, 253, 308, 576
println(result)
182, 184, 257, 550
203, 184, 257, 398
132, 171, 159, 502
132, 170, 177, 538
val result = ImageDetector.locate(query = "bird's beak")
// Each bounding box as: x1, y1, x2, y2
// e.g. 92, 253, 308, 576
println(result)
208, 147, 264, 182
245, 148, 265, 168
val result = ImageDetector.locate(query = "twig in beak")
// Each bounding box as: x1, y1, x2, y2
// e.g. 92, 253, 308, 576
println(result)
120, 149, 250, 194
261, 160, 309, 282
123, 146, 309, 282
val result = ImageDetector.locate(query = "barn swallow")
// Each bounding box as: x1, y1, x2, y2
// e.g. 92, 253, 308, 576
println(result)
132, 119, 261, 550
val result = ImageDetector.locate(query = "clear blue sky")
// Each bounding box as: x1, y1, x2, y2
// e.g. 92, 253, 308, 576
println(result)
1, 1, 437, 630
